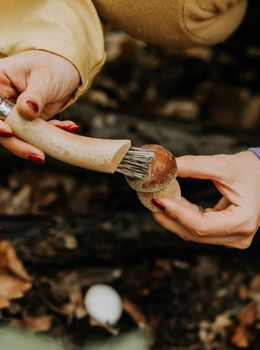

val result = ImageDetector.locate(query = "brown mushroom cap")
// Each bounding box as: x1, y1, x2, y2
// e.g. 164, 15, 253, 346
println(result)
137, 178, 181, 212
126, 144, 177, 192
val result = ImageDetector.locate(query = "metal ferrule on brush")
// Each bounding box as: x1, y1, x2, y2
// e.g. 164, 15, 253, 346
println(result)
0, 96, 13, 119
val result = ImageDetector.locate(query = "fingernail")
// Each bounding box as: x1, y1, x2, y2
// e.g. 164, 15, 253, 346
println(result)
58, 124, 79, 133
28, 154, 44, 165
27, 100, 39, 113
0, 130, 13, 137
151, 198, 165, 211
67, 125, 79, 133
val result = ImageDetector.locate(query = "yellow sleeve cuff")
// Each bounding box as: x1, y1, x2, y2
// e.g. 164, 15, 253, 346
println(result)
0, 0, 106, 108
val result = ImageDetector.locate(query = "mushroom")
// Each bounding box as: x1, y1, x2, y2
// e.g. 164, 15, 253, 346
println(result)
84, 284, 123, 325
126, 144, 181, 212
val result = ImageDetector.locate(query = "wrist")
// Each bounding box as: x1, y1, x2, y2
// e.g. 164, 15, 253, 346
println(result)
244, 151, 260, 174
248, 147, 260, 160
30, 50, 80, 86
236, 151, 260, 171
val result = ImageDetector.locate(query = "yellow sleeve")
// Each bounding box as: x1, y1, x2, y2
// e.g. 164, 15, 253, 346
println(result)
93, 0, 247, 49
0, 0, 106, 107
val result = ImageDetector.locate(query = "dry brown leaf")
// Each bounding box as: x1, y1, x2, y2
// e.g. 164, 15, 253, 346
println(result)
238, 285, 250, 300
69, 286, 87, 320
231, 324, 252, 348
199, 313, 233, 346
12, 315, 53, 332
0, 240, 31, 281
0, 273, 31, 308
0, 240, 32, 309
231, 303, 256, 349
60, 286, 87, 322
245, 275, 260, 306
40, 191, 58, 207
6, 185, 32, 215
0, 272, 31, 299
238, 303, 257, 326
249, 275, 260, 292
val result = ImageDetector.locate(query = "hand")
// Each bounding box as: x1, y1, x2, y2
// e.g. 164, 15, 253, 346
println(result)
153, 151, 260, 249
0, 50, 80, 163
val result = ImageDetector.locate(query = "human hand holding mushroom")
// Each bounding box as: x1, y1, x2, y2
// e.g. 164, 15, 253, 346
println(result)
153, 151, 260, 249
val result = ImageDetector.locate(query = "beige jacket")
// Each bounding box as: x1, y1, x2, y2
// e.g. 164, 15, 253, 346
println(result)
0, 0, 247, 107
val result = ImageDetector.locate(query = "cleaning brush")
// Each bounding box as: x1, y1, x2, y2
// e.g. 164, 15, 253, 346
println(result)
115, 146, 154, 179
0, 96, 154, 179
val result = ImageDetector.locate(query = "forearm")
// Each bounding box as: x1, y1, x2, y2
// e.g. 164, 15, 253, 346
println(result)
249, 147, 260, 160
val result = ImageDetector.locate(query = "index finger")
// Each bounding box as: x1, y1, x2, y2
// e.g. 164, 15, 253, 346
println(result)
176, 155, 229, 181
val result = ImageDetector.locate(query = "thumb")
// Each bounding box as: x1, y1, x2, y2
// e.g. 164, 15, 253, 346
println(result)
16, 79, 48, 120
176, 154, 227, 181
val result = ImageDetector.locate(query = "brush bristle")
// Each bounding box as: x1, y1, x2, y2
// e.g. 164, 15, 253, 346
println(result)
116, 147, 154, 179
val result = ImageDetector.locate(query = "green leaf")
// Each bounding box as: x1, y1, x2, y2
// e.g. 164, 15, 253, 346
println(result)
0, 327, 63, 350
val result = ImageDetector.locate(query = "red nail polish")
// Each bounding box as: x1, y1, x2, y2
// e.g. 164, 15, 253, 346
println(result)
67, 125, 79, 133
58, 124, 79, 133
28, 154, 44, 165
151, 198, 165, 211
0, 130, 13, 137
27, 100, 39, 113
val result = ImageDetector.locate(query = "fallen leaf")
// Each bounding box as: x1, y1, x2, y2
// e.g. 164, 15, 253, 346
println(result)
0, 241, 32, 309
238, 285, 250, 300
68, 286, 87, 320
231, 324, 252, 348
231, 303, 256, 349
12, 315, 53, 333
249, 275, 260, 292
6, 185, 32, 215
199, 313, 232, 346
238, 302, 256, 326
247, 275, 260, 304
0, 241, 31, 281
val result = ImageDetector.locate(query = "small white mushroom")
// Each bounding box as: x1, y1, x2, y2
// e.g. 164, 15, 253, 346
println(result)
84, 284, 122, 325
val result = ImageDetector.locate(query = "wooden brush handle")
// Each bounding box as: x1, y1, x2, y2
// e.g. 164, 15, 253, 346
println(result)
5, 106, 131, 173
